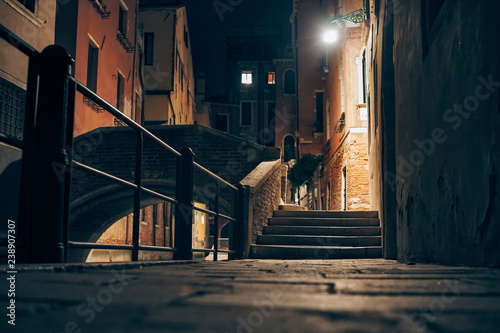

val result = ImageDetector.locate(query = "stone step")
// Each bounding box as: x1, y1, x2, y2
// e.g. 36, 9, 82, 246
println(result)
251, 245, 382, 259
268, 217, 380, 227
263, 225, 381, 236
257, 235, 382, 246
273, 210, 378, 219
278, 204, 307, 211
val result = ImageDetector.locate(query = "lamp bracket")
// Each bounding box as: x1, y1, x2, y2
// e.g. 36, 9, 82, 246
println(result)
329, 6, 366, 25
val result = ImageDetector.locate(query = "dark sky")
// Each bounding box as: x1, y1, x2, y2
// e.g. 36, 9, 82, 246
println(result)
184, 0, 293, 97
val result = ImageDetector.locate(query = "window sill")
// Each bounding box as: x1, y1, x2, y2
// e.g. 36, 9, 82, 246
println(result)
2, 0, 43, 27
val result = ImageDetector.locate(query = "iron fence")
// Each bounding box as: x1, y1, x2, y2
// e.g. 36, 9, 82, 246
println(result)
0, 23, 246, 263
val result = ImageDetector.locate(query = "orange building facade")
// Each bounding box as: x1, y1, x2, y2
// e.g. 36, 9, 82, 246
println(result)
292, 0, 370, 210
56, 0, 142, 136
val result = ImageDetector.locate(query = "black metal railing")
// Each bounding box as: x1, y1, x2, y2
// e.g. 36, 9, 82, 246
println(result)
0, 23, 246, 264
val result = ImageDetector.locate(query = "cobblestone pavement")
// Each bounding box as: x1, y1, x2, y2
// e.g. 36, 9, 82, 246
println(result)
1, 259, 500, 333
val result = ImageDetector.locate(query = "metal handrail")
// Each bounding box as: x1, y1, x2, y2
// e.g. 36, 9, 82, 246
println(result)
71, 78, 241, 260
72, 160, 139, 190
194, 162, 238, 191
0, 21, 244, 263
0, 132, 25, 150
0, 23, 39, 57
72, 78, 182, 158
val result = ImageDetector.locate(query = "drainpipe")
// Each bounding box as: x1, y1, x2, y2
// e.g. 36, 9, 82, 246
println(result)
131, 0, 139, 123
294, 15, 300, 158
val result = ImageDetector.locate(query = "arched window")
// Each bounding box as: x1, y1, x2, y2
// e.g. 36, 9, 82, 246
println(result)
283, 135, 296, 162
284, 69, 295, 94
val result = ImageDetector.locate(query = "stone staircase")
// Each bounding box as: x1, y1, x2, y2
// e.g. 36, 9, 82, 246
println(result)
251, 210, 382, 259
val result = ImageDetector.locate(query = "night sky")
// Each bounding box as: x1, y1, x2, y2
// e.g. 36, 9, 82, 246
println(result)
184, 0, 293, 97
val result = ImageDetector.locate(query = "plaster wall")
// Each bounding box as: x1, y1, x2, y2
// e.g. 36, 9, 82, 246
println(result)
294, 0, 327, 155
0, 0, 57, 88
58, 0, 137, 136
274, 59, 297, 158
392, 0, 500, 265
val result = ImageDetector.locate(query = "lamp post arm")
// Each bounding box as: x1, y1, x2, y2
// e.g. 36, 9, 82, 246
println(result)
329, 6, 366, 25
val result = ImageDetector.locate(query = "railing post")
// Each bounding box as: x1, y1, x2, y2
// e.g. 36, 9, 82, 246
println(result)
132, 132, 143, 261
230, 183, 249, 259
213, 181, 220, 261
17, 54, 39, 263
25, 45, 73, 263
175, 147, 194, 260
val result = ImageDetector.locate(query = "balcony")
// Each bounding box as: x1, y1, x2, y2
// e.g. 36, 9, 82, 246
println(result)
88, 0, 110, 19
83, 96, 105, 113
117, 32, 134, 53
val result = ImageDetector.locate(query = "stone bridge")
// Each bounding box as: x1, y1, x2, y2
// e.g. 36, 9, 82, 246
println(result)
69, 124, 280, 246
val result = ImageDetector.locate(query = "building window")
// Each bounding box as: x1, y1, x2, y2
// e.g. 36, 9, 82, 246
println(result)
241, 102, 252, 126
215, 114, 229, 132
315, 92, 324, 133
86, 41, 99, 92
180, 67, 184, 92
267, 102, 276, 146
134, 92, 141, 122
284, 69, 295, 94
183, 25, 189, 48
283, 135, 296, 162
241, 71, 252, 85
0, 77, 25, 140
362, 53, 367, 103
116, 71, 125, 112
118, 2, 127, 36
17, 0, 36, 13
267, 72, 276, 85
144, 33, 154, 66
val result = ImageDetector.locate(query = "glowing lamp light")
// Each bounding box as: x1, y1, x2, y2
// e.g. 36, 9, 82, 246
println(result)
323, 29, 339, 44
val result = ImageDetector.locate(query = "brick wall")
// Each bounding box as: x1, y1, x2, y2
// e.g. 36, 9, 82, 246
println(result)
322, 132, 370, 211
70, 124, 280, 248
346, 133, 370, 210
96, 202, 173, 246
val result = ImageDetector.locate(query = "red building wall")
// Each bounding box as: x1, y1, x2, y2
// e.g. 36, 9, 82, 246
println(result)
72, 0, 139, 136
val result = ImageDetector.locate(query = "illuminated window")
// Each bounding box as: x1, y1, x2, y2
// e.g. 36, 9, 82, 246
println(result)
267, 72, 276, 85
241, 71, 252, 84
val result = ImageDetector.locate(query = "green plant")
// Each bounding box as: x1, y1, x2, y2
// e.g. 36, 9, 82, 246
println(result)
288, 153, 323, 191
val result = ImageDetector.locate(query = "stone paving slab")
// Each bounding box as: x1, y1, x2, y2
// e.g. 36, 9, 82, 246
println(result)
0, 259, 499, 333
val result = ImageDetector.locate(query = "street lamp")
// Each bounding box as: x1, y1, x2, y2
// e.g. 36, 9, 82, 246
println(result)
323, 6, 366, 43
323, 29, 339, 43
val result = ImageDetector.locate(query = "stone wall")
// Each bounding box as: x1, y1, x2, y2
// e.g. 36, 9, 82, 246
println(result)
241, 160, 282, 245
